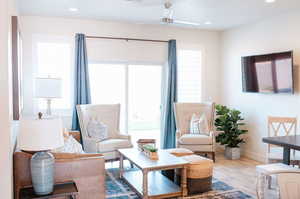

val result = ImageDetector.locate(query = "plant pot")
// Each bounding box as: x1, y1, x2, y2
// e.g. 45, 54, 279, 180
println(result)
143, 150, 159, 160
225, 147, 240, 160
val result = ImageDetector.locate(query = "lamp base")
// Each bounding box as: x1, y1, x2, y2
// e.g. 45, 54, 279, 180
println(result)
30, 151, 55, 195
46, 99, 52, 116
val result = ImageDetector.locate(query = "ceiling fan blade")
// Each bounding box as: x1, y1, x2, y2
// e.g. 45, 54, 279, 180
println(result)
173, 20, 200, 26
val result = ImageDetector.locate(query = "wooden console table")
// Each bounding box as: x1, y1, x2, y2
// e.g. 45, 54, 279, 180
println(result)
118, 148, 189, 199
19, 181, 78, 199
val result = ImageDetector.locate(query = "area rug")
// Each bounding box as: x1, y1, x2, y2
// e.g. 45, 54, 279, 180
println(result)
106, 168, 253, 199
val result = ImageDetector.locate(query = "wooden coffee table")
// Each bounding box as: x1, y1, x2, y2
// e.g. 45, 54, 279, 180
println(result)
118, 148, 189, 199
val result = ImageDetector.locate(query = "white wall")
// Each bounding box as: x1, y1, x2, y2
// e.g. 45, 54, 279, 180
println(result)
20, 16, 221, 127
0, 0, 16, 197
221, 11, 300, 162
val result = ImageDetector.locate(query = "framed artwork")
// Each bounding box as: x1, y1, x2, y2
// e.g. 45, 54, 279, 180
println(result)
11, 16, 23, 120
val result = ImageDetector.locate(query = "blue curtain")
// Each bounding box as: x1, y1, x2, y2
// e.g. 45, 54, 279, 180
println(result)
162, 40, 178, 149
71, 33, 91, 133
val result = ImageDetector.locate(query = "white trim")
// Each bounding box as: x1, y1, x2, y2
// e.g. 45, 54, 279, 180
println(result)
243, 150, 267, 163
217, 147, 266, 163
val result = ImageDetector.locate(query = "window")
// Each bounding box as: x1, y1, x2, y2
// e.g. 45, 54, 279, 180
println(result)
177, 50, 202, 102
36, 42, 72, 111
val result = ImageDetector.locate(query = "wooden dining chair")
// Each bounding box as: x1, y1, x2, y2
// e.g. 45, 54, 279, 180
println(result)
267, 116, 300, 165
260, 117, 300, 191
256, 163, 300, 199
278, 172, 300, 199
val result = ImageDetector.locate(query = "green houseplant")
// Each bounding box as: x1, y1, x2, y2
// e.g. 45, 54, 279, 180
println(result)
214, 104, 248, 159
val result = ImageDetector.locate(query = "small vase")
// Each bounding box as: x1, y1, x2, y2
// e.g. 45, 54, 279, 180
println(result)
225, 147, 240, 160
149, 152, 159, 160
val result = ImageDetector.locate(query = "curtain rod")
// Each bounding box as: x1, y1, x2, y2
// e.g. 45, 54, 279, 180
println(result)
86, 36, 168, 43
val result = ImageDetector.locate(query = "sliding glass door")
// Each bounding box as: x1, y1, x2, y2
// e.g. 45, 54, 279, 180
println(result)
89, 64, 126, 131
128, 65, 162, 146
89, 63, 162, 146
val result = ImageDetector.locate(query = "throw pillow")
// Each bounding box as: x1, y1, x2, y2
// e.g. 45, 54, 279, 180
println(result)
190, 113, 210, 135
190, 114, 200, 134
52, 135, 84, 154
198, 114, 210, 135
86, 118, 108, 141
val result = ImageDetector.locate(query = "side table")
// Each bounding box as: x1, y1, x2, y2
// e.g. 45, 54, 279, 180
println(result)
19, 181, 78, 199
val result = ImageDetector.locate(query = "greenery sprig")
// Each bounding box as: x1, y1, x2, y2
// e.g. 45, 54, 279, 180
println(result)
143, 144, 158, 152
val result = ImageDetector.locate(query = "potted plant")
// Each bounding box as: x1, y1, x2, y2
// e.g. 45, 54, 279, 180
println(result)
214, 104, 248, 160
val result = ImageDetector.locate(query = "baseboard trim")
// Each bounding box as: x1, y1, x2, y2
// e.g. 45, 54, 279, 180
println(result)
216, 146, 266, 163
243, 150, 266, 163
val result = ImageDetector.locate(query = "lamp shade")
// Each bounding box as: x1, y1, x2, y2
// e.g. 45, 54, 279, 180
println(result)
35, 77, 62, 98
18, 118, 64, 151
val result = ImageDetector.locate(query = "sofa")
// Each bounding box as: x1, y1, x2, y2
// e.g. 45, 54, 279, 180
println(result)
13, 131, 105, 199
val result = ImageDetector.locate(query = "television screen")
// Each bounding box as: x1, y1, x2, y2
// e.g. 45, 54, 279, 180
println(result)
242, 51, 294, 94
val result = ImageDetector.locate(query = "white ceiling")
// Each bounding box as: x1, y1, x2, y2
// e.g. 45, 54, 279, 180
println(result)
17, 0, 300, 30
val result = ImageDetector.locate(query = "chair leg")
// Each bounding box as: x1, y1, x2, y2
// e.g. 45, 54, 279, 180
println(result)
212, 152, 216, 162
267, 175, 272, 189
256, 172, 266, 199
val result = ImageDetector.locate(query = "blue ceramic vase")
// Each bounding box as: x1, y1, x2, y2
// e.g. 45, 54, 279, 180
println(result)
30, 151, 55, 195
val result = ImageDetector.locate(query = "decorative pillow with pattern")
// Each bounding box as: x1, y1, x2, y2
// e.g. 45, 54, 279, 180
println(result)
190, 113, 210, 135
190, 114, 200, 134
52, 135, 84, 154
86, 118, 108, 141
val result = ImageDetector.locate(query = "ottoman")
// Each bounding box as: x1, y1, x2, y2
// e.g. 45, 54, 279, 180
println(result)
163, 148, 194, 181
175, 155, 213, 195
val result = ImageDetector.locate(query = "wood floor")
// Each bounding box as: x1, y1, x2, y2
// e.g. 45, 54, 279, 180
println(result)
213, 153, 261, 198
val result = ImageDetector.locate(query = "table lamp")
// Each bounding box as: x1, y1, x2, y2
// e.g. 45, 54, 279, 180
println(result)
18, 117, 64, 195
35, 77, 62, 116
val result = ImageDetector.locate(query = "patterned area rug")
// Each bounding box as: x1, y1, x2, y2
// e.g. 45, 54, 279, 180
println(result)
106, 168, 253, 199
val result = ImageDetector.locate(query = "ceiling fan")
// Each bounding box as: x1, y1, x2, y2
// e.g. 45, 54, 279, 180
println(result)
161, 1, 200, 26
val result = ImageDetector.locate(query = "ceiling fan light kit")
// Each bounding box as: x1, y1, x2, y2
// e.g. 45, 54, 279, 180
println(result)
162, 17, 173, 24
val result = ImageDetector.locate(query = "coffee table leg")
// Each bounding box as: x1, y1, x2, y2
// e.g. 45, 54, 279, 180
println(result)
142, 170, 148, 199
119, 154, 124, 178
181, 166, 187, 197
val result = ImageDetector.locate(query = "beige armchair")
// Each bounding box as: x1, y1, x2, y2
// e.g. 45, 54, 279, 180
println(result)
77, 104, 133, 161
174, 102, 216, 162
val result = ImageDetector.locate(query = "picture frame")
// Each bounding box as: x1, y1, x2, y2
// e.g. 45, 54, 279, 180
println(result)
11, 16, 23, 120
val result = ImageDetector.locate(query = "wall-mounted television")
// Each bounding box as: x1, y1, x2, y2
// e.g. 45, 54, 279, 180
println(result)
242, 51, 294, 94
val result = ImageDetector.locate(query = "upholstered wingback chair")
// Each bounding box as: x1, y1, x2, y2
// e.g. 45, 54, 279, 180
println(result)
174, 102, 216, 161
77, 104, 133, 161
